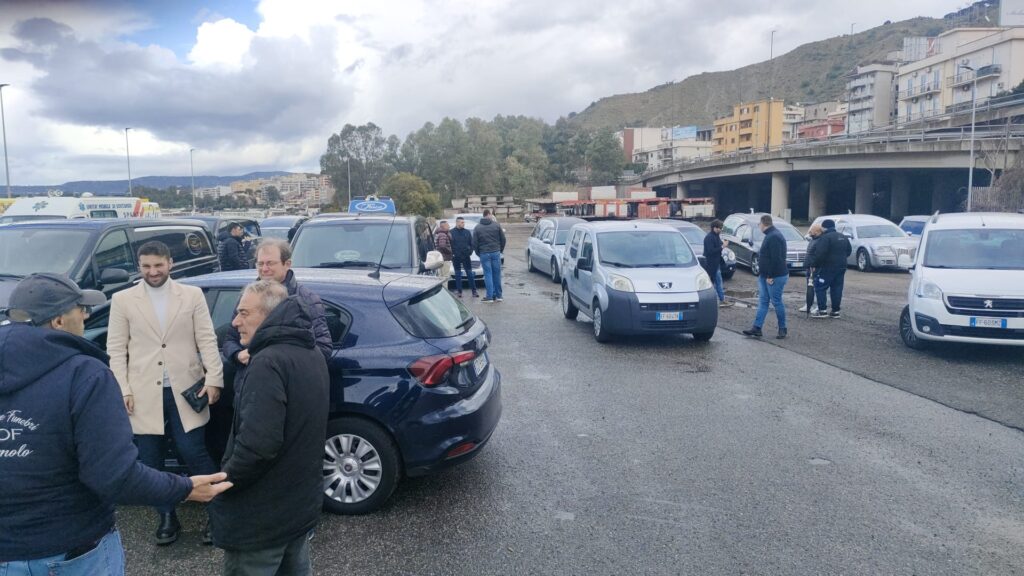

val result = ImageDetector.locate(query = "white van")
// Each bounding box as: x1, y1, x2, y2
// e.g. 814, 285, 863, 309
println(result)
0, 196, 158, 225
900, 212, 1024, 349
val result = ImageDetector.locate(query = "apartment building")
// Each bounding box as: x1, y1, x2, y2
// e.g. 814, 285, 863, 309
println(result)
895, 27, 1024, 124
846, 63, 898, 134
782, 104, 805, 142
631, 125, 713, 169
616, 127, 665, 163
711, 99, 784, 155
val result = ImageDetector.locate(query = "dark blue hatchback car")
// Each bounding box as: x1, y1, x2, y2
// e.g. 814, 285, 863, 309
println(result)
82, 268, 502, 514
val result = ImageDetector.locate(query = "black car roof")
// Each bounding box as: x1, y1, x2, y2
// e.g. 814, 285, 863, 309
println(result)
181, 268, 438, 305
304, 214, 415, 227
0, 218, 215, 232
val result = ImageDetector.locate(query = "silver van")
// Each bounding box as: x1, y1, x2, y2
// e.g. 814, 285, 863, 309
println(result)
559, 221, 718, 342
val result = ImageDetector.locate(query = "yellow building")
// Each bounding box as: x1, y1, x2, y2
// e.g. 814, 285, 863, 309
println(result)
712, 99, 785, 155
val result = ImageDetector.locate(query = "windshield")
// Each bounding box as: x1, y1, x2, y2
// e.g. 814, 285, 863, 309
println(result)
555, 230, 571, 245
924, 229, 1024, 270
0, 228, 92, 277
291, 223, 413, 269
857, 224, 905, 239
261, 228, 290, 240
901, 220, 925, 235
753, 225, 803, 243
679, 228, 706, 245
0, 214, 69, 225
597, 231, 696, 268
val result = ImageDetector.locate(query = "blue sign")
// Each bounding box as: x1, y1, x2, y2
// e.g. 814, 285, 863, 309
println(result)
348, 195, 396, 214
671, 126, 698, 140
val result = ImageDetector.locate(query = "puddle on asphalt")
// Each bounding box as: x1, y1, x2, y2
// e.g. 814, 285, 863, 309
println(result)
726, 290, 757, 299
541, 291, 560, 301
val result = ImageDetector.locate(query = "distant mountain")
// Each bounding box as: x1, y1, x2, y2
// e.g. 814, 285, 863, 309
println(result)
569, 4, 997, 131
8, 171, 297, 197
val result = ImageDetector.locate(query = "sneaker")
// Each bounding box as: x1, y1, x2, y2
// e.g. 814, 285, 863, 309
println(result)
482, 298, 495, 303
742, 327, 763, 338
495, 297, 504, 302
797, 304, 809, 313
472, 292, 480, 298
776, 328, 788, 339
810, 310, 829, 319
829, 311, 841, 319
718, 300, 734, 308
456, 292, 464, 298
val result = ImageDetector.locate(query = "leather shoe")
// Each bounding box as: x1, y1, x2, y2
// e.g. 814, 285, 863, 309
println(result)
742, 327, 763, 338
155, 512, 180, 545
776, 328, 788, 339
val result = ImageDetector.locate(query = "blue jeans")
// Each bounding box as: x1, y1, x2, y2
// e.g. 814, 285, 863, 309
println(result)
711, 268, 725, 301
0, 529, 124, 576
452, 255, 476, 293
754, 274, 789, 330
135, 387, 217, 514
479, 252, 502, 299
814, 268, 846, 312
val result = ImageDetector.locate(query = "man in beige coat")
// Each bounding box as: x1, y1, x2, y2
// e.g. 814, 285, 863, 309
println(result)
107, 241, 224, 546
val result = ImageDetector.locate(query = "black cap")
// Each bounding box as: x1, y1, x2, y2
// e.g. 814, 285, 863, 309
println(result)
822, 219, 836, 229
6, 273, 106, 325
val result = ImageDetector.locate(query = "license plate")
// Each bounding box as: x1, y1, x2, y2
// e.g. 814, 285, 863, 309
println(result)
790, 262, 803, 268
656, 312, 681, 321
970, 317, 1007, 329
472, 352, 488, 374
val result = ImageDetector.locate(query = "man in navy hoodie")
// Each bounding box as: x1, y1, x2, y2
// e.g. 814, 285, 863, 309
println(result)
0, 273, 232, 575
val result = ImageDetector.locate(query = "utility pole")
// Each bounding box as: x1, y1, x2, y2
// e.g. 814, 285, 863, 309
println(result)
124, 127, 133, 196
0, 84, 10, 198
766, 29, 776, 152
960, 63, 979, 211
346, 155, 352, 206
190, 148, 197, 214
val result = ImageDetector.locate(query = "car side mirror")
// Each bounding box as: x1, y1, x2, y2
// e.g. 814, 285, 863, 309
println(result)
577, 257, 591, 272
99, 268, 131, 285
745, 238, 753, 246
543, 238, 552, 245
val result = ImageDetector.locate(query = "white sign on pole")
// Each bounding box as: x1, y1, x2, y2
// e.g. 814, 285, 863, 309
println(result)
1000, 0, 1024, 27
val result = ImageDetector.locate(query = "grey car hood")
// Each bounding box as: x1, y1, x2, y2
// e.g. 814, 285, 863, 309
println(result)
608, 264, 705, 294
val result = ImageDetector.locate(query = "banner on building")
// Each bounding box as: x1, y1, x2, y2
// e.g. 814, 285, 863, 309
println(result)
670, 126, 698, 140
1001, 0, 1024, 27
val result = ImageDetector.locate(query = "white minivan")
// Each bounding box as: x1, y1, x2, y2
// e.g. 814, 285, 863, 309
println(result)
900, 212, 1024, 349
560, 221, 719, 343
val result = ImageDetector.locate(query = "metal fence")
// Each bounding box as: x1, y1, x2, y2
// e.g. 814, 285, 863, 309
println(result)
969, 187, 1024, 213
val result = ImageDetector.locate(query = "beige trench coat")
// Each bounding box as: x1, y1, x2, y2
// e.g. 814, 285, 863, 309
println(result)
107, 280, 224, 435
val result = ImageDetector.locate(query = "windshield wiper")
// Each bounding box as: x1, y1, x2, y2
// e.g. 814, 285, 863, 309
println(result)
601, 260, 634, 268
642, 263, 680, 267
316, 260, 398, 269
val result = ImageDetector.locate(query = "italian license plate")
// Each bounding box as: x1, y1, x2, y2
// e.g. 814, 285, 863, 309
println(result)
970, 317, 1007, 329
472, 352, 488, 374
790, 262, 803, 268
656, 312, 681, 321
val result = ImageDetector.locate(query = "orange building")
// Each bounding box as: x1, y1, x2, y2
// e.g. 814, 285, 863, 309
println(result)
712, 99, 785, 155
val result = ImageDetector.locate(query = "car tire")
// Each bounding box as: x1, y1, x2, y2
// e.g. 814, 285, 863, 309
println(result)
750, 254, 760, 276
692, 329, 714, 342
592, 300, 612, 343
899, 305, 929, 351
561, 285, 579, 320
721, 268, 734, 281
857, 249, 873, 272
322, 417, 400, 515
550, 258, 561, 283
527, 251, 536, 272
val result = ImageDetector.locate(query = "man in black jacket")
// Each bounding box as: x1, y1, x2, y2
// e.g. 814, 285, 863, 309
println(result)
743, 215, 790, 339
808, 219, 852, 319
450, 217, 479, 298
211, 281, 329, 575
473, 210, 507, 302
218, 223, 249, 271
703, 220, 731, 307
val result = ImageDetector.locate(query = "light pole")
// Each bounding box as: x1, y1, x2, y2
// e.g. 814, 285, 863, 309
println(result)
765, 29, 776, 152
345, 156, 352, 206
0, 84, 11, 198
189, 148, 197, 214
851, 22, 857, 36
959, 63, 978, 212
124, 127, 133, 196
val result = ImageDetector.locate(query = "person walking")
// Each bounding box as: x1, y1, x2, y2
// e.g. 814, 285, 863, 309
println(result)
798, 223, 825, 313
218, 223, 249, 271
743, 214, 790, 339
703, 220, 732, 307
0, 273, 231, 575
210, 281, 329, 576
434, 220, 454, 284
106, 241, 225, 546
451, 217, 478, 298
473, 209, 506, 303
808, 219, 852, 319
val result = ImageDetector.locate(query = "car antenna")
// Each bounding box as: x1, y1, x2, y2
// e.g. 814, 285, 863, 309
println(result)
930, 210, 941, 224
369, 211, 399, 280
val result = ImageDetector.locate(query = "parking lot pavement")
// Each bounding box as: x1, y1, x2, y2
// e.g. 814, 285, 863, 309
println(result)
120, 223, 1024, 575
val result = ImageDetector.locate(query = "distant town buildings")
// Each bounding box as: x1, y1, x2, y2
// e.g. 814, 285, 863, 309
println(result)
622, 126, 713, 169
712, 99, 784, 154
846, 63, 899, 134
199, 173, 334, 207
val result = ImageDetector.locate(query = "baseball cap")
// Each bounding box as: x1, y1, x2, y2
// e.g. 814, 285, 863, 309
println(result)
6, 273, 106, 325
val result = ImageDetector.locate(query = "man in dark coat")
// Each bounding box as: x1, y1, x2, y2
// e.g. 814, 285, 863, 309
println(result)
450, 217, 478, 298
703, 220, 731, 307
743, 214, 790, 339
0, 273, 230, 572
472, 209, 507, 302
211, 282, 329, 575
218, 223, 249, 271
808, 219, 852, 319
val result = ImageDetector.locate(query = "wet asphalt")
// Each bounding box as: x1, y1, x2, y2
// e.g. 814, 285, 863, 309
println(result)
118, 223, 1024, 575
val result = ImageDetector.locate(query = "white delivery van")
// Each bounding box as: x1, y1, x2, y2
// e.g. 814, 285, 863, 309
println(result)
0, 195, 158, 224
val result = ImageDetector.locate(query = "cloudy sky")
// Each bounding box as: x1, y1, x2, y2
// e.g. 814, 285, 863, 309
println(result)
0, 0, 965, 185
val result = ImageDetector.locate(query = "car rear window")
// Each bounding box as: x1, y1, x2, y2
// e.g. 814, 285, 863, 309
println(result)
390, 285, 474, 338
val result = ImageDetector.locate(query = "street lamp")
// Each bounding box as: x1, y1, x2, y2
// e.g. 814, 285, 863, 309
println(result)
124, 127, 133, 196
0, 84, 11, 198
189, 148, 197, 214
345, 155, 352, 206
765, 29, 777, 152
959, 63, 978, 212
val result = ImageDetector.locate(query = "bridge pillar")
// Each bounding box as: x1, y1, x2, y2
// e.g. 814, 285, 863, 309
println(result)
890, 173, 910, 221
676, 182, 689, 199
855, 172, 874, 215
808, 174, 827, 220
705, 181, 721, 216
771, 173, 790, 219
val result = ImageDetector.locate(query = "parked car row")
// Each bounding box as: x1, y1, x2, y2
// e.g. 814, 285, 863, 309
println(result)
809, 214, 918, 272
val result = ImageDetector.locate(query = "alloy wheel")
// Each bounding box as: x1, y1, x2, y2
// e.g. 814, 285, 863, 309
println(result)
323, 433, 383, 504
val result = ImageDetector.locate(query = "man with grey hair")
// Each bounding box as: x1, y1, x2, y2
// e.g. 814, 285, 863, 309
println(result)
210, 281, 329, 575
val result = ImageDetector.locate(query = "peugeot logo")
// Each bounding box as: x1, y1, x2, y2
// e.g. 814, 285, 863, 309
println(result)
658, 282, 672, 289
984, 299, 994, 309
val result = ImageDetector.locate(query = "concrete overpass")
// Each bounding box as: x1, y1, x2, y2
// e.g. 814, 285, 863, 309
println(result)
634, 126, 1024, 221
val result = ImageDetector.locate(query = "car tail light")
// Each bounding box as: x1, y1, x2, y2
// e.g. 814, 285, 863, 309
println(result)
446, 441, 477, 459
408, 350, 477, 387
